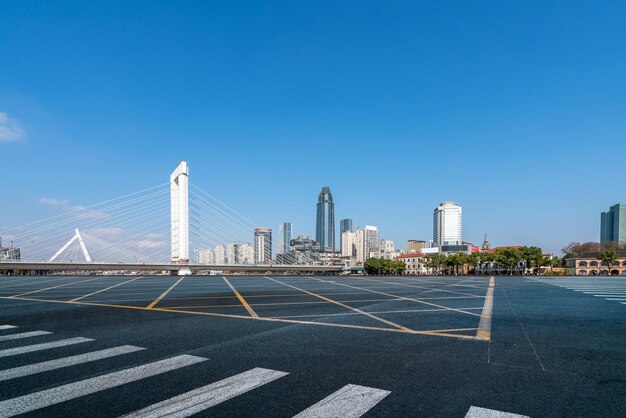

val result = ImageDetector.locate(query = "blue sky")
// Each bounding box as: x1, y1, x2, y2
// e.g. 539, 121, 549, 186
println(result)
1, 1, 625, 255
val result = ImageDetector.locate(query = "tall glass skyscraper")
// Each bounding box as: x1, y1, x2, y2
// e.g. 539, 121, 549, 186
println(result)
601, 204, 626, 244
316, 186, 335, 251
279, 222, 292, 253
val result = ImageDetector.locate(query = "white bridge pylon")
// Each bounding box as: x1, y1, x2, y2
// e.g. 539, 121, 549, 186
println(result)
49, 228, 93, 262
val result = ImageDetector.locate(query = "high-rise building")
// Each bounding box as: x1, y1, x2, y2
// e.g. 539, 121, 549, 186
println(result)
279, 222, 292, 253
339, 219, 353, 252
433, 201, 462, 247
341, 231, 358, 259
254, 228, 272, 264
356, 225, 379, 263
601, 204, 626, 244
316, 186, 335, 251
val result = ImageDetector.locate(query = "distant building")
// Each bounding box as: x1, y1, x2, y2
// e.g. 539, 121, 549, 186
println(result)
316, 186, 335, 251
395, 253, 428, 275
0, 237, 20, 261
195, 244, 225, 265
433, 201, 462, 247
254, 228, 272, 264
357, 225, 379, 263
481, 234, 491, 251
226, 243, 236, 265
407, 240, 426, 252
0, 244, 20, 261
277, 235, 321, 265
566, 252, 626, 276
370, 239, 400, 260
279, 222, 292, 253
341, 231, 358, 260
601, 204, 626, 244
380, 239, 395, 253
226, 242, 255, 264
339, 218, 354, 252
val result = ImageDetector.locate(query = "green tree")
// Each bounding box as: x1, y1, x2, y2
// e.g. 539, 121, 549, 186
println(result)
363, 258, 407, 275
426, 254, 447, 275
520, 246, 545, 275
596, 251, 618, 275
494, 248, 523, 275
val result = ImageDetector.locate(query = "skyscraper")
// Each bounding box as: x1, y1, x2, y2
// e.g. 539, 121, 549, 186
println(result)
279, 222, 292, 253
433, 201, 462, 247
339, 218, 353, 252
316, 186, 335, 251
254, 227, 272, 264
601, 204, 626, 244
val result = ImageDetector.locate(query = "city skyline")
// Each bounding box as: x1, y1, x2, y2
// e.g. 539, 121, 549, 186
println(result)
2, 2, 626, 255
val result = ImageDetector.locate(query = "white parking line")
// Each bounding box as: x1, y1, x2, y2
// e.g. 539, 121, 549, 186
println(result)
0, 354, 207, 418
0, 345, 146, 381
0, 330, 52, 341
0, 325, 17, 330
121, 367, 288, 418
0, 337, 93, 358
293, 384, 390, 418
465, 406, 529, 417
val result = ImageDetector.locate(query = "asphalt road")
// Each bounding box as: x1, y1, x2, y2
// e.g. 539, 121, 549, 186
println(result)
0, 274, 625, 417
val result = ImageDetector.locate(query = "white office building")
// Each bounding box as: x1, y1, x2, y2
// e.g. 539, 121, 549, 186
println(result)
341, 231, 358, 262
356, 225, 379, 264
433, 201, 462, 247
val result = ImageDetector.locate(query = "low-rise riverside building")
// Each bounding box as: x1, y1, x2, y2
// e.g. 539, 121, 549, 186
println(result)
395, 253, 428, 275
565, 252, 626, 276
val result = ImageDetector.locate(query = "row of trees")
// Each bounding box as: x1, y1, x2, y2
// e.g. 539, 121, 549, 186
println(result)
363, 258, 406, 275
562, 241, 626, 259
423, 246, 559, 275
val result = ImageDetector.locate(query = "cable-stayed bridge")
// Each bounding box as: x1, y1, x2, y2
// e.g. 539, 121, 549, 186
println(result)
0, 161, 341, 275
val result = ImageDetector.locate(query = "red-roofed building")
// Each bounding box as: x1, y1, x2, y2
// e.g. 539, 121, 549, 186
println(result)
395, 252, 428, 275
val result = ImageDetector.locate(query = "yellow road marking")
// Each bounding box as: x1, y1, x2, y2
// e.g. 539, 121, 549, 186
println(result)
262, 276, 413, 332
164, 297, 406, 309
70, 276, 143, 302
476, 276, 495, 340
146, 277, 184, 309
9, 276, 103, 298
307, 276, 482, 317
222, 276, 258, 318
0, 294, 486, 339
148, 289, 484, 301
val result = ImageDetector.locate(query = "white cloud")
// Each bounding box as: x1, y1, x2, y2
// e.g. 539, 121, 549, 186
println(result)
38, 197, 69, 206
0, 112, 26, 141
136, 239, 167, 249
85, 227, 123, 237
38, 197, 110, 220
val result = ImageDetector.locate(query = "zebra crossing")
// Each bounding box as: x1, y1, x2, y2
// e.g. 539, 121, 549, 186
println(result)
534, 277, 626, 305
0, 324, 528, 417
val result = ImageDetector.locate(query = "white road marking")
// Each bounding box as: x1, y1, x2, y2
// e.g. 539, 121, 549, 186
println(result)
0, 337, 93, 358
0, 354, 207, 418
465, 406, 529, 417
293, 384, 390, 418
0, 345, 146, 381
0, 330, 52, 341
121, 367, 288, 418
0, 325, 17, 330
0, 337, 93, 357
